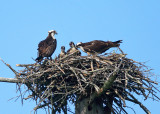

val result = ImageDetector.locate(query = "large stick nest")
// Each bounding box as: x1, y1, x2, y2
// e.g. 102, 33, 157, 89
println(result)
16, 51, 159, 114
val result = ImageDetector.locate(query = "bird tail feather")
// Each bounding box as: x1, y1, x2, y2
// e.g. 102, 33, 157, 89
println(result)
112, 40, 122, 47
113, 40, 122, 44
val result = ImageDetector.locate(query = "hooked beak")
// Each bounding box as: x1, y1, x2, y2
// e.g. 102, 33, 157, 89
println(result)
54, 31, 58, 35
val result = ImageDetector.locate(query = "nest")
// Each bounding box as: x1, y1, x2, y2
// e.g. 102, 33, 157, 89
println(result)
15, 52, 159, 114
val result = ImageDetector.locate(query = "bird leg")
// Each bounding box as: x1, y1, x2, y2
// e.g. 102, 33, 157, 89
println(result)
87, 52, 94, 71
118, 47, 124, 54
42, 59, 48, 66
93, 54, 100, 69
96, 60, 100, 69
50, 57, 52, 61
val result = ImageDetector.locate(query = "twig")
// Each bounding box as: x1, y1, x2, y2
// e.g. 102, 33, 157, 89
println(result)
16, 63, 39, 67
0, 58, 18, 76
127, 92, 151, 114
114, 89, 126, 107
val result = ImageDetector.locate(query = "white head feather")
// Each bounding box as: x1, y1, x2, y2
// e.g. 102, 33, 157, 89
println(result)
48, 30, 57, 39
76, 42, 82, 47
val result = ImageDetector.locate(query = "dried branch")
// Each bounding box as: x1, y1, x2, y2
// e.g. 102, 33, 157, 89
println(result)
0, 58, 18, 75
127, 92, 151, 114
0, 77, 20, 83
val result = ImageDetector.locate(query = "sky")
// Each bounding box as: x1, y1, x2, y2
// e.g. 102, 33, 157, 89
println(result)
0, 0, 160, 114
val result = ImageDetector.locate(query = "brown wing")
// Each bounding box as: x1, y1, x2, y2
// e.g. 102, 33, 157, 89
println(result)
80, 40, 122, 54
37, 40, 47, 57
82, 40, 107, 53
38, 39, 57, 57
95, 40, 122, 53
80, 40, 96, 47
45, 39, 57, 57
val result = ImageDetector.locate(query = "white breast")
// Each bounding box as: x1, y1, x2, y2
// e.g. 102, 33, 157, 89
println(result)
51, 33, 55, 39
80, 46, 86, 52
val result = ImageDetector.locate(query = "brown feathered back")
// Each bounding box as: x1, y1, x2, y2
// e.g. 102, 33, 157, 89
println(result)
77, 40, 122, 55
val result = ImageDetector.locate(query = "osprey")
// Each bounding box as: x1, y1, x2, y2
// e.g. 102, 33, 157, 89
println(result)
58, 46, 66, 59
36, 30, 57, 62
67, 42, 81, 56
76, 40, 122, 55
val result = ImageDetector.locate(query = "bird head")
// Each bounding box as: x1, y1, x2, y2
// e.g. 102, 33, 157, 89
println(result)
76, 42, 82, 48
48, 30, 57, 39
69, 42, 75, 48
48, 30, 58, 35
61, 46, 65, 51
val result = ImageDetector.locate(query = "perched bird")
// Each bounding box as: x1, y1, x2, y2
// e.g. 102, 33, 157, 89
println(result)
76, 40, 122, 55
67, 41, 81, 56
58, 46, 66, 59
36, 30, 57, 62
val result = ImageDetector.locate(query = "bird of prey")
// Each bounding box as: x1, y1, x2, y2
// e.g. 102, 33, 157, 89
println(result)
67, 41, 81, 56
58, 46, 66, 59
76, 40, 122, 55
36, 30, 57, 62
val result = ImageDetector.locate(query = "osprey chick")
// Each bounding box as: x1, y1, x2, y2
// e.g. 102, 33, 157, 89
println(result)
58, 46, 66, 59
67, 42, 81, 56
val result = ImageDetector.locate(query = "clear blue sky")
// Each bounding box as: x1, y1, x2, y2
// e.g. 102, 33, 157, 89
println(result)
0, 0, 160, 114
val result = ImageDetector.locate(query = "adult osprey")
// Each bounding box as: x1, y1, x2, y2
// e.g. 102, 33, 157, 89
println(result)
36, 30, 57, 62
76, 40, 122, 55
67, 42, 81, 56
58, 46, 66, 59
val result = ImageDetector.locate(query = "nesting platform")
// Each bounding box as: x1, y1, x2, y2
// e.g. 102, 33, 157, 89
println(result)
15, 52, 159, 114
